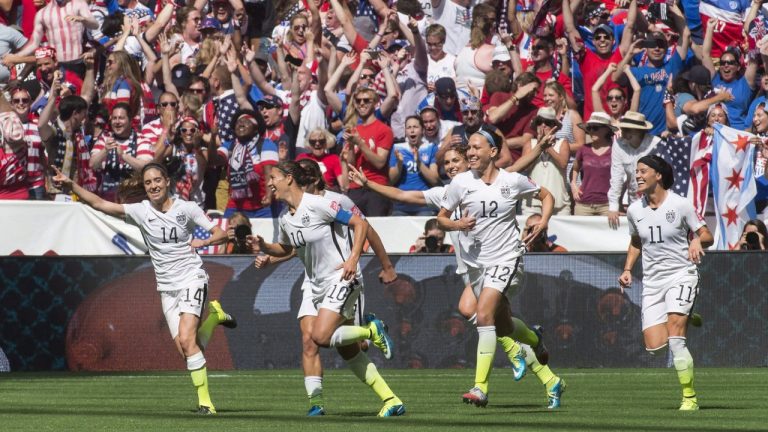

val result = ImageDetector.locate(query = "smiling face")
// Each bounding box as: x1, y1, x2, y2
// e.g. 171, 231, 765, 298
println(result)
234, 114, 258, 139
719, 52, 739, 82
354, 90, 376, 118
36, 57, 56, 84
635, 162, 662, 194
143, 167, 171, 206
105, 54, 119, 76
10, 90, 31, 117
593, 31, 614, 56
646, 39, 667, 63
531, 41, 552, 63
307, 130, 327, 156
753, 108, 768, 133
179, 121, 198, 145
257, 104, 281, 128
467, 133, 497, 172
185, 10, 202, 40
267, 168, 291, 201
542, 87, 562, 109
707, 106, 727, 127
442, 148, 469, 179
110, 107, 131, 138
426, 35, 445, 59
213, 1, 231, 22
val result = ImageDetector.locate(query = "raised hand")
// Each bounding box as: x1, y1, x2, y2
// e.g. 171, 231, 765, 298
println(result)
347, 164, 369, 186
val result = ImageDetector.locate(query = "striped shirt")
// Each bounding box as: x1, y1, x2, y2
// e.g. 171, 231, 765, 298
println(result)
136, 118, 165, 161
26, 0, 94, 62
23, 119, 45, 189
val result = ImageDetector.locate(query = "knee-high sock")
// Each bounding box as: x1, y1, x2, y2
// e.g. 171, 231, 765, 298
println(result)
669, 336, 695, 398
497, 336, 522, 364
187, 352, 213, 408
329, 326, 371, 347
346, 351, 397, 402
304, 376, 324, 407
521, 344, 556, 387
509, 318, 539, 347
197, 314, 220, 350
475, 326, 496, 394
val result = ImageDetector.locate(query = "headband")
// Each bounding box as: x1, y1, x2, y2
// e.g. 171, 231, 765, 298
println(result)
638, 155, 674, 189
475, 129, 500, 149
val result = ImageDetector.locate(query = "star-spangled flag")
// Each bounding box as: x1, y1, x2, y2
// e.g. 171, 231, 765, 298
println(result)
215, 93, 239, 144
357, 0, 379, 33
710, 124, 757, 250
687, 131, 713, 218
193, 218, 228, 255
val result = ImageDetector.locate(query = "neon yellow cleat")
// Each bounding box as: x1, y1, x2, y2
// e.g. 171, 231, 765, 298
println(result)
679, 397, 699, 411
378, 397, 405, 417
209, 300, 237, 328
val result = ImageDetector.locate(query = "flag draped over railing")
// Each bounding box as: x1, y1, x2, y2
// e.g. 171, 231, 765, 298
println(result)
710, 124, 757, 250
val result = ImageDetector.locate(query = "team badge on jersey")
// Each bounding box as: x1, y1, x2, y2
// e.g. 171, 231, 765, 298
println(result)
301, 213, 311, 227
176, 214, 187, 225
500, 185, 512, 199
666, 210, 676, 223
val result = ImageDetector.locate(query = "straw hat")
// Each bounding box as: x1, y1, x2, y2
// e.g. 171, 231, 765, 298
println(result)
532, 107, 562, 127
578, 111, 619, 132
618, 111, 653, 130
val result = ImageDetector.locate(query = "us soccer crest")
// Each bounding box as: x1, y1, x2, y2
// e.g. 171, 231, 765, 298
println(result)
666, 210, 676, 223
176, 214, 187, 225
301, 213, 311, 227
500, 185, 512, 199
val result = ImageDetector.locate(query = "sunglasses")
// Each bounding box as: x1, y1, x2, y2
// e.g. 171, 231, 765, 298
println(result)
720, 60, 739, 67
594, 34, 613, 41
188, 88, 205, 94
607, 95, 625, 101
539, 119, 558, 127
355, 97, 373, 104
309, 138, 326, 145
11, 98, 30, 105
586, 125, 608, 133
160, 101, 178, 107
462, 109, 480, 116
293, 25, 306, 31
360, 73, 375, 80
181, 127, 198, 134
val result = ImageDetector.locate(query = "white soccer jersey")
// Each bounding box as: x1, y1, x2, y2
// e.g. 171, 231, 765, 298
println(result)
324, 190, 364, 219
124, 199, 216, 289
278, 193, 362, 291
424, 186, 466, 274
627, 192, 706, 286
441, 170, 540, 267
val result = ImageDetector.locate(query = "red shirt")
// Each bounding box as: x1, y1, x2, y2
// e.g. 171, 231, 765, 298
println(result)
532, 68, 573, 108
487, 91, 537, 163
579, 48, 623, 121
297, 152, 343, 190
348, 119, 393, 188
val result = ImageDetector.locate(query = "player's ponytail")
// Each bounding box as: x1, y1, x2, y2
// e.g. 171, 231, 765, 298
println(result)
297, 159, 326, 191
274, 160, 313, 187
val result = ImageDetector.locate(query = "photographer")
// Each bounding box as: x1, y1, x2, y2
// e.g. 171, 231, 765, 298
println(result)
737, 220, 768, 251
409, 218, 453, 254
224, 212, 255, 254
523, 214, 567, 253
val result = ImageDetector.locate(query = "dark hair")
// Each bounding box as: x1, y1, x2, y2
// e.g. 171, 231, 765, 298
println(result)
473, 124, 504, 150
102, 12, 124, 38
141, 162, 170, 179
274, 160, 313, 185
405, 115, 424, 127
187, 76, 211, 95
485, 69, 512, 95
111, 102, 134, 119
296, 158, 326, 191
446, 143, 469, 160
637, 154, 674, 190
424, 217, 440, 233
743, 219, 768, 249
230, 108, 266, 139
59, 96, 88, 121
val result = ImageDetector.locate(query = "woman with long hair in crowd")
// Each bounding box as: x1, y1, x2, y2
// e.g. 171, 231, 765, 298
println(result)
51, 162, 235, 415
543, 81, 585, 153
254, 160, 405, 417
592, 64, 641, 131
101, 51, 156, 126
454, 3, 497, 90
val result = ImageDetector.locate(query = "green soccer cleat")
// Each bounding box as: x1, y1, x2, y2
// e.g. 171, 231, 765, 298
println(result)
209, 300, 237, 329
679, 397, 699, 411
365, 313, 394, 360
378, 398, 405, 417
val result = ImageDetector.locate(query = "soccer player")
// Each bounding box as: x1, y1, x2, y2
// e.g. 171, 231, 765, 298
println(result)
435, 126, 560, 408
253, 158, 397, 416
619, 155, 713, 411
349, 144, 567, 408
51, 162, 235, 415
255, 160, 405, 417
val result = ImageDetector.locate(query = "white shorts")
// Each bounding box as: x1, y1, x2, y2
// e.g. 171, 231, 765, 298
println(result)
641, 272, 699, 331
297, 277, 365, 325
467, 260, 523, 298
159, 270, 209, 339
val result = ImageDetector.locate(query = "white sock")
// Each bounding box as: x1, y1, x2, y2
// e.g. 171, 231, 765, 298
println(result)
304, 376, 323, 399
186, 351, 206, 370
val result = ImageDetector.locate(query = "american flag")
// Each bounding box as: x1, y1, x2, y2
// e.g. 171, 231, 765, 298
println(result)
748, 15, 767, 55
214, 93, 239, 144
357, 0, 379, 33
193, 218, 228, 255
687, 131, 713, 218
710, 124, 757, 250
656, 135, 693, 197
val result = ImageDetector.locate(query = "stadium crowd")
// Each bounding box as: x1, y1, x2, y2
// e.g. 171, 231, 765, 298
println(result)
0, 0, 767, 230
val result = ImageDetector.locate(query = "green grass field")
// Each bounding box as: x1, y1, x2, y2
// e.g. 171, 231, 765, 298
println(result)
1, 368, 765, 431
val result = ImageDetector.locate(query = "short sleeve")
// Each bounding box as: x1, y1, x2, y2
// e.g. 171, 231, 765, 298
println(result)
422, 186, 444, 209
512, 172, 540, 199
188, 202, 216, 231
441, 178, 464, 212
627, 207, 638, 236
680, 197, 705, 232
123, 202, 145, 227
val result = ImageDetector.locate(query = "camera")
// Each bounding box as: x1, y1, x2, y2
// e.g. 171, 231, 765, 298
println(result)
234, 224, 252, 242
425, 235, 439, 253
741, 232, 761, 250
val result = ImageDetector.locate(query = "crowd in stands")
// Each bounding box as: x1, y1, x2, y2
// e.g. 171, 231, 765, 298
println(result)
1, 0, 768, 229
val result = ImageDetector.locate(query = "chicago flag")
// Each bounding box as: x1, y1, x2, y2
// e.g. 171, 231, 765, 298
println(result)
710, 124, 757, 250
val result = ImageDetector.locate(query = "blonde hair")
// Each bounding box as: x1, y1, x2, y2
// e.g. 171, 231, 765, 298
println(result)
305, 127, 336, 150
102, 51, 142, 112
343, 87, 379, 128
470, 3, 496, 49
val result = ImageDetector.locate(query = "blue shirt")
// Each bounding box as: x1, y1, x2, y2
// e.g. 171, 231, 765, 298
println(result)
631, 52, 683, 136
712, 74, 755, 131
388, 142, 438, 214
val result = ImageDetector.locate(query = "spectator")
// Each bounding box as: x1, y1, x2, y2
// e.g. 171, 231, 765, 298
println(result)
418, 77, 466, 122
701, 19, 758, 131
486, 71, 540, 166
670, 64, 733, 135
425, 24, 456, 92
736, 219, 768, 251
0, 24, 28, 84
523, 213, 567, 252
520, 107, 571, 216
342, 86, 394, 216
6, 82, 46, 200
454, 2, 495, 90
224, 211, 253, 254
592, 64, 640, 130
613, 29, 690, 137
747, 73, 768, 126
409, 218, 453, 253
171, 7, 203, 67
389, 14, 428, 140
0, 112, 28, 200
420, 105, 459, 147
101, 51, 151, 126
607, 111, 662, 229
388, 115, 440, 216
528, 35, 574, 108
167, 116, 209, 208
296, 128, 347, 192
438, 96, 483, 162
429, 0, 472, 56
750, 103, 768, 216
89, 103, 144, 201
572, 112, 615, 216
543, 81, 585, 153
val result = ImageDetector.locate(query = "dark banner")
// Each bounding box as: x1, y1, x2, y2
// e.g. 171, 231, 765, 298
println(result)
1, 253, 766, 371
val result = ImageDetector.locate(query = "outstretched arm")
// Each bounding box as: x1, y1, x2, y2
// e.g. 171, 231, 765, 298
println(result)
51, 166, 125, 217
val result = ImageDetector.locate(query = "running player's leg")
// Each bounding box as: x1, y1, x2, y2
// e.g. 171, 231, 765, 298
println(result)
473, 286, 503, 397
300, 315, 325, 415
178, 312, 214, 414
665, 276, 699, 410
197, 299, 236, 349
